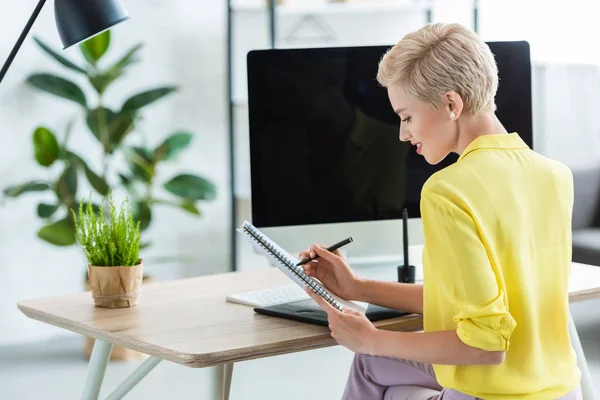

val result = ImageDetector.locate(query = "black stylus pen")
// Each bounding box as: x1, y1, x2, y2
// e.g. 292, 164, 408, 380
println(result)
296, 237, 353, 266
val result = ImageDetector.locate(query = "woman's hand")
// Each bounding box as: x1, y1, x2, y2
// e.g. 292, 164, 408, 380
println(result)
298, 244, 362, 301
305, 288, 379, 354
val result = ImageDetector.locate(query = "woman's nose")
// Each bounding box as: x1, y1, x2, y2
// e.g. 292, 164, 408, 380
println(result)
399, 129, 410, 142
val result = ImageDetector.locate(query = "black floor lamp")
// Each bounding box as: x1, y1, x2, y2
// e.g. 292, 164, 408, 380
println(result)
0, 0, 131, 84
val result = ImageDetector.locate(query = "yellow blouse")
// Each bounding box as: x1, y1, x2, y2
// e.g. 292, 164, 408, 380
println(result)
421, 133, 580, 399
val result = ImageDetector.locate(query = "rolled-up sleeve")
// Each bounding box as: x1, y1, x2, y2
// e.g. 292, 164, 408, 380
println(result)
421, 185, 517, 352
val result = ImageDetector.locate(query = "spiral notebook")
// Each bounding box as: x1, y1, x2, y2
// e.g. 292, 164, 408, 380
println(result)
237, 220, 366, 313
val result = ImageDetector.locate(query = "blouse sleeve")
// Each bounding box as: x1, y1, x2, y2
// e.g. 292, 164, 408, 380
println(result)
420, 185, 517, 352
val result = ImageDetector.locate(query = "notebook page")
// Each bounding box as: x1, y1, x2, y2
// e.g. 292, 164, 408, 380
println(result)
243, 224, 368, 313
238, 221, 343, 311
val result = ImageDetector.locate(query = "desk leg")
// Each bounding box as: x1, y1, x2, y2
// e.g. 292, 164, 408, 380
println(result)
82, 340, 113, 400
104, 357, 162, 400
569, 313, 597, 400
217, 363, 234, 400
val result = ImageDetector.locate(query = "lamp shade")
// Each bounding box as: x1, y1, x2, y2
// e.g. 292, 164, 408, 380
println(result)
54, 0, 131, 49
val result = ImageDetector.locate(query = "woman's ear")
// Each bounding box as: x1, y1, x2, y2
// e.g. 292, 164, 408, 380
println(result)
444, 91, 464, 120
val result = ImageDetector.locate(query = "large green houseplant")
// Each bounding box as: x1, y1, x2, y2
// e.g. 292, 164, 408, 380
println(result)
2, 30, 216, 255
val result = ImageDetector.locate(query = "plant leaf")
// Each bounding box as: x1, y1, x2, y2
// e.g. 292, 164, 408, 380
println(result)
71, 193, 141, 266
121, 87, 177, 114
163, 174, 216, 201
33, 36, 87, 74
60, 118, 76, 158
3, 181, 50, 197
32, 126, 60, 167
37, 218, 76, 246
180, 201, 201, 216
86, 107, 135, 151
55, 163, 78, 206
86, 107, 115, 145
80, 30, 110, 65
37, 203, 60, 218
119, 173, 132, 186
107, 115, 135, 146
118, 173, 142, 198
83, 165, 109, 196
151, 198, 202, 216
73, 201, 101, 215
26, 73, 87, 107
119, 173, 134, 191
67, 151, 109, 196
153, 131, 193, 162
107, 43, 143, 74
132, 200, 152, 231
126, 147, 155, 183
88, 69, 125, 95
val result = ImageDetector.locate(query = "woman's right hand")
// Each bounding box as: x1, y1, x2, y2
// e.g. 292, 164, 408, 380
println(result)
298, 244, 362, 301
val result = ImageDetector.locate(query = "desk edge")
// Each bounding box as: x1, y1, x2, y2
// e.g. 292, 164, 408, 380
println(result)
17, 301, 423, 368
183, 314, 424, 368
569, 288, 600, 303
17, 303, 194, 367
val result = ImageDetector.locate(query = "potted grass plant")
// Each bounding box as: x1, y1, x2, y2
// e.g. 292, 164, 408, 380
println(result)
72, 192, 143, 308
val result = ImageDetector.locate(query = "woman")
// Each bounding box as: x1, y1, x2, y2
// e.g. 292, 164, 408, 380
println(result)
301, 23, 582, 399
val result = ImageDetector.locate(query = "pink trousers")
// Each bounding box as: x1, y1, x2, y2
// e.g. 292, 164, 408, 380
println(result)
342, 354, 582, 400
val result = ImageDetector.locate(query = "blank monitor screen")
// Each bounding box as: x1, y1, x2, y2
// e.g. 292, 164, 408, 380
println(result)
247, 42, 532, 228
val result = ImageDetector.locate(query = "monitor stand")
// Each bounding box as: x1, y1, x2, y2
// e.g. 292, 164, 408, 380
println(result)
349, 246, 424, 284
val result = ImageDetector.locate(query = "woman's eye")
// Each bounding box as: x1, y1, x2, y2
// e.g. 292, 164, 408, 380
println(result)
401, 117, 411, 124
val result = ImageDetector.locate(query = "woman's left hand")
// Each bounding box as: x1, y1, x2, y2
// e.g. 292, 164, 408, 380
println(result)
305, 288, 380, 354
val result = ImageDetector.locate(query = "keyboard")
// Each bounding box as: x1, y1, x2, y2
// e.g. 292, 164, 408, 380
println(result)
226, 284, 310, 307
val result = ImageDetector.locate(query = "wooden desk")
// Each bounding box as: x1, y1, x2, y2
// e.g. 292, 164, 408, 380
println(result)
18, 262, 600, 400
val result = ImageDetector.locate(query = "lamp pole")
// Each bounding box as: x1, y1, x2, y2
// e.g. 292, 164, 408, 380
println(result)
0, 0, 47, 84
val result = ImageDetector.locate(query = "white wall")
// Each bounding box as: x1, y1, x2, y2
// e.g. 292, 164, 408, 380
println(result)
480, 0, 600, 65
0, 0, 230, 345
531, 62, 600, 169
479, 0, 600, 168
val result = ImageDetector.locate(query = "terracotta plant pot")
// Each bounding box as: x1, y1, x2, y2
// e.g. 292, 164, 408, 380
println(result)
87, 259, 143, 308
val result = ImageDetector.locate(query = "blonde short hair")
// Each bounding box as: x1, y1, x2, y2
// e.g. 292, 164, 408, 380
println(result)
377, 23, 498, 116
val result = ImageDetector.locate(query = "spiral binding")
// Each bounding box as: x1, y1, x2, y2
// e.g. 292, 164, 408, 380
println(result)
241, 221, 343, 311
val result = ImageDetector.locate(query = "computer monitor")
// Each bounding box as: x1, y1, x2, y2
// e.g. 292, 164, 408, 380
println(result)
246, 41, 532, 266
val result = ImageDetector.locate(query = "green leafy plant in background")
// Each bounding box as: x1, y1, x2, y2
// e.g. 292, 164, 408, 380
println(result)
72, 192, 141, 267
2, 30, 216, 252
